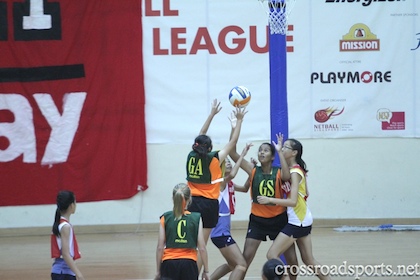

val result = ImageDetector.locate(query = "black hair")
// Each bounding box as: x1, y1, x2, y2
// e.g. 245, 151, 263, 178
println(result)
262, 258, 285, 280
260, 142, 276, 161
192, 135, 213, 158
288, 139, 308, 173
52, 190, 75, 236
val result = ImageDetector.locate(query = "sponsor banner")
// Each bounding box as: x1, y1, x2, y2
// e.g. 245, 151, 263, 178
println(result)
144, 0, 419, 142
0, 0, 147, 206
289, 0, 419, 138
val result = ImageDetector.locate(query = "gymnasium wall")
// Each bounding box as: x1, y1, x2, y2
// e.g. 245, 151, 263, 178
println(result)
1, 0, 419, 232
1, 138, 420, 232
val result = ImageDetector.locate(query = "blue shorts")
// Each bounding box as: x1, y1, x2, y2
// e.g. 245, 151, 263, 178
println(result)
281, 223, 312, 238
211, 235, 236, 248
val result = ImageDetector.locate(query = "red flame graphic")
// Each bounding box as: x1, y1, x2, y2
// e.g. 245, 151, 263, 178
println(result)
314, 107, 345, 123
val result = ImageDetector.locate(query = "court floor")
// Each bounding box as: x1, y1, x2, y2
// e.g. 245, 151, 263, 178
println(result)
1, 227, 419, 279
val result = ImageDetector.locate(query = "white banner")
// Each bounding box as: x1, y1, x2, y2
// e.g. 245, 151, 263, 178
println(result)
143, 0, 419, 143
288, 0, 419, 138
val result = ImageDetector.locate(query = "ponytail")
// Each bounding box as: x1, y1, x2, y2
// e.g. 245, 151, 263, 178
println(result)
52, 208, 61, 236
192, 135, 212, 158
172, 183, 191, 220
288, 139, 308, 174
52, 190, 75, 236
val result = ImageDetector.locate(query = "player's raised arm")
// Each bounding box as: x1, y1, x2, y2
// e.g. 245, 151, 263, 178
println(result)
224, 143, 253, 182
199, 99, 221, 135
227, 111, 254, 176
273, 132, 291, 182
218, 106, 247, 164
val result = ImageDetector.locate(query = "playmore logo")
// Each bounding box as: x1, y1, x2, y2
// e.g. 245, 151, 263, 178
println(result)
340, 23, 380, 52
326, 0, 404, 7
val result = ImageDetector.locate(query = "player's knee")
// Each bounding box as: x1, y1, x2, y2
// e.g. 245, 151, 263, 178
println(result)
266, 251, 277, 260
235, 264, 247, 272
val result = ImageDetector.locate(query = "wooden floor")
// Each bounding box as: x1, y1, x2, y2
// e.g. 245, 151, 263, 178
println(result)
1, 227, 419, 279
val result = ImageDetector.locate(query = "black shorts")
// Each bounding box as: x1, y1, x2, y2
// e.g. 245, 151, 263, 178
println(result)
246, 212, 288, 241
281, 223, 312, 238
188, 196, 219, 228
211, 235, 236, 249
51, 274, 76, 280
160, 259, 198, 280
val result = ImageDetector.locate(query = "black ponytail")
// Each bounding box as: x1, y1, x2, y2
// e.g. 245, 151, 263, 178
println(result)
288, 139, 308, 174
192, 135, 213, 158
52, 190, 75, 236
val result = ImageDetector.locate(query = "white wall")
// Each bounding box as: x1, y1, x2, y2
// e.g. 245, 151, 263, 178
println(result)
1, 138, 419, 229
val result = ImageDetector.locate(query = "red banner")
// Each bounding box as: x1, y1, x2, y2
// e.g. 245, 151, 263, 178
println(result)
0, 0, 147, 206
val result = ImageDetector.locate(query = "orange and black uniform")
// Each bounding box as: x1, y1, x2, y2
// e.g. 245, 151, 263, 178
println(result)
247, 166, 288, 241
159, 210, 201, 280
186, 150, 221, 228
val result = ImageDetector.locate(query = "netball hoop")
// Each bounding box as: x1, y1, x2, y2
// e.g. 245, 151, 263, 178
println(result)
258, 0, 296, 35
259, 0, 297, 167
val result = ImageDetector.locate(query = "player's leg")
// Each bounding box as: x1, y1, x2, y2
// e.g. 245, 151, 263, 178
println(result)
224, 243, 247, 280
196, 227, 211, 271
210, 263, 231, 280
210, 235, 247, 280
267, 232, 295, 260
283, 243, 299, 280
210, 242, 247, 280
296, 235, 331, 280
242, 237, 262, 268
191, 197, 218, 272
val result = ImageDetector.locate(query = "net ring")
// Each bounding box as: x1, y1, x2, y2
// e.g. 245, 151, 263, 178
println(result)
258, 0, 297, 35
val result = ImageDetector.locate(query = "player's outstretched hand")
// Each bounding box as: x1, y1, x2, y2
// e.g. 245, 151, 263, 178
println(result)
228, 111, 237, 129
272, 132, 285, 152
233, 106, 247, 121
241, 143, 253, 157
210, 99, 222, 116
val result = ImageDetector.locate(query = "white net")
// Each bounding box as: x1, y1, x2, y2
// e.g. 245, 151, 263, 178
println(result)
258, 0, 296, 35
